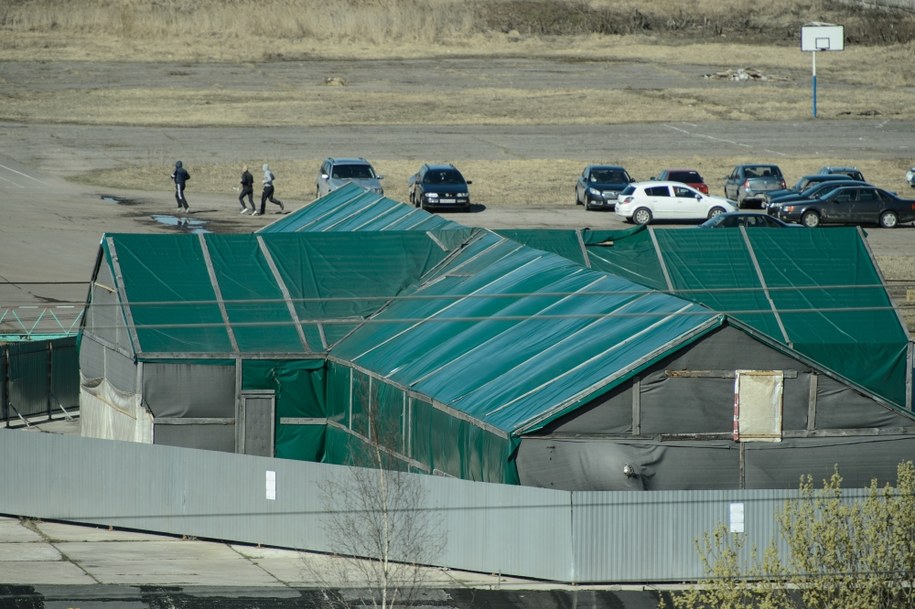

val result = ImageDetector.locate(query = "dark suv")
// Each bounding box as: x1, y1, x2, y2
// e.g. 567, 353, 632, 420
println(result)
407, 163, 472, 211
575, 164, 634, 210
316, 157, 384, 198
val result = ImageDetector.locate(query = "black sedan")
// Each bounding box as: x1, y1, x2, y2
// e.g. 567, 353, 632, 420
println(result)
762, 173, 857, 205
575, 164, 634, 211
770, 185, 915, 228
699, 212, 797, 228
408, 163, 472, 211
766, 178, 866, 209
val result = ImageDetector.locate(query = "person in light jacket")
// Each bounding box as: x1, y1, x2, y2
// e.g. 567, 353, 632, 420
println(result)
256, 163, 284, 215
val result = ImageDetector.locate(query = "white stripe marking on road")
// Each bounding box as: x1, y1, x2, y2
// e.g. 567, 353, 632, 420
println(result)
0, 163, 51, 186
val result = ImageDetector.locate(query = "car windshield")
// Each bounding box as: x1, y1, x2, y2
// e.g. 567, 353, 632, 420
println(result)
425, 170, 465, 184
669, 171, 702, 182
591, 169, 629, 183
745, 165, 782, 178
333, 164, 375, 179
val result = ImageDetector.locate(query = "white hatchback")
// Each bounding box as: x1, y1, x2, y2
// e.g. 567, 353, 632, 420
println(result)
615, 181, 737, 225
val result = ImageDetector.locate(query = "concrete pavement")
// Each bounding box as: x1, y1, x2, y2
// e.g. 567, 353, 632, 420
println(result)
0, 515, 670, 608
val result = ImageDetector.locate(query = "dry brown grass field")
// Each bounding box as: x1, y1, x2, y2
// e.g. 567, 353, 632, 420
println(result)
2, 0, 914, 204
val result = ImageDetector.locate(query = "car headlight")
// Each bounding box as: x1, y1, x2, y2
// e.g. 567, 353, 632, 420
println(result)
426, 192, 439, 198
456, 193, 469, 198
587, 187, 601, 196
784, 205, 796, 212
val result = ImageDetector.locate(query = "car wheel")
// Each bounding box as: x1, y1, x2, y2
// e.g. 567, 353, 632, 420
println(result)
707, 206, 726, 219
801, 210, 821, 228
633, 208, 653, 225
585, 199, 594, 211
575, 190, 582, 206
879, 210, 899, 228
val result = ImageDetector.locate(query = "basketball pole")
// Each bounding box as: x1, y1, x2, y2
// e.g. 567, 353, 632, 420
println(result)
812, 50, 817, 119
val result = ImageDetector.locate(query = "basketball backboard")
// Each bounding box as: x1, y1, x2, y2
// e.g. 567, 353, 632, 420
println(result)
801, 23, 844, 51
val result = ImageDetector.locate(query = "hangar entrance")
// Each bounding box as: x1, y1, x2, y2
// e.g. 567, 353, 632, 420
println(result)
239, 390, 275, 457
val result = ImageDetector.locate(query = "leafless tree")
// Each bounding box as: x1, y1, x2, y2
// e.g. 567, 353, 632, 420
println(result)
307, 403, 446, 609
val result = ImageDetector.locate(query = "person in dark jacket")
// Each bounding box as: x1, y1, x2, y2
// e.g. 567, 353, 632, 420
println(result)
256, 163, 284, 216
171, 160, 190, 213
238, 165, 255, 214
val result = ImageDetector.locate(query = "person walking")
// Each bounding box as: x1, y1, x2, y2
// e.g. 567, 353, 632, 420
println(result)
238, 165, 255, 214
256, 163, 284, 216
171, 160, 190, 213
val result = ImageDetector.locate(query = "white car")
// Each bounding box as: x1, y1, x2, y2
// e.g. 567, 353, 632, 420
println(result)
615, 181, 737, 225
906, 167, 915, 188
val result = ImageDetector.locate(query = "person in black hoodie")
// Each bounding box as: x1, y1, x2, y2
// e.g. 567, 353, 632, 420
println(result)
238, 164, 255, 214
171, 160, 190, 213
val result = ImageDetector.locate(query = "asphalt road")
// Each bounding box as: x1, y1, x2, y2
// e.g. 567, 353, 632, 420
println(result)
3, 120, 914, 175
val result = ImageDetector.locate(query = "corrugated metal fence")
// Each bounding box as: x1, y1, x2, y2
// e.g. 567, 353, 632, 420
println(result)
0, 430, 870, 584
1, 337, 79, 426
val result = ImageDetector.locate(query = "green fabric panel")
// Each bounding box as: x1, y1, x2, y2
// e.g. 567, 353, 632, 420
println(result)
583, 227, 668, 289
410, 399, 513, 483
275, 424, 325, 461
325, 360, 351, 425
204, 234, 306, 353
261, 232, 453, 350
241, 359, 279, 390
50, 337, 79, 409
274, 360, 327, 419
747, 229, 909, 406
373, 379, 405, 454
106, 234, 232, 354
350, 369, 371, 439
652, 229, 785, 337
322, 425, 355, 464
410, 399, 434, 469
245, 359, 327, 462
495, 229, 588, 265
322, 425, 406, 470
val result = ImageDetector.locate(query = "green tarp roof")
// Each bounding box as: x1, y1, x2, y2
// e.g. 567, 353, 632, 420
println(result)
93, 229, 723, 436
98, 231, 472, 356
330, 230, 723, 435
260, 183, 464, 233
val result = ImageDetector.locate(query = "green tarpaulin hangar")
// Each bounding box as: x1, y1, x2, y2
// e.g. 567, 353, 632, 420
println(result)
78, 184, 915, 490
